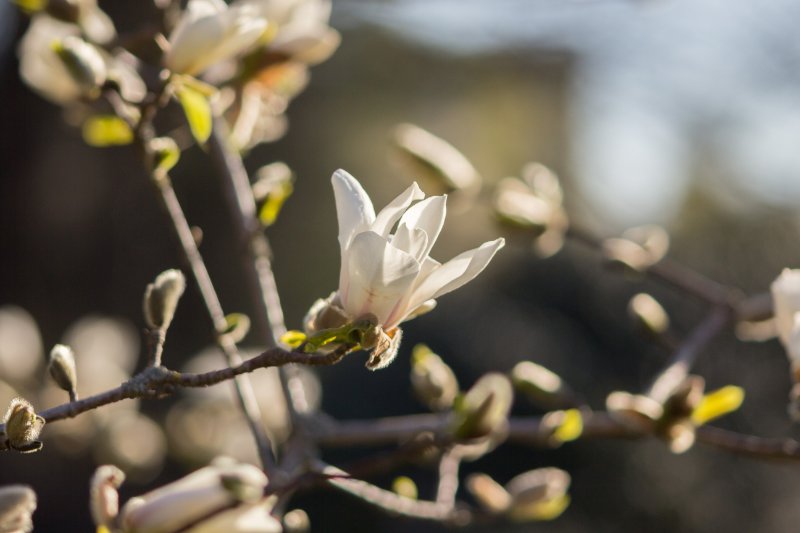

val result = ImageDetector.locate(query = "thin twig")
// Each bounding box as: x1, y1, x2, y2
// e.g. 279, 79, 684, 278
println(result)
567, 226, 738, 307
436, 448, 462, 507
128, 88, 279, 473
646, 307, 731, 403
3, 345, 350, 431
316, 462, 468, 523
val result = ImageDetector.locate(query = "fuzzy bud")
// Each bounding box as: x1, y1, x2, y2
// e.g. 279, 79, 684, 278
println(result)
0, 485, 37, 533
511, 361, 574, 409
410, 345, 459, 411
90, 465, 125, 529
364, 328, 402, 371
453, 373, 513, 440
505, 467, 571, 522
120, 457, 268, 533
143, 269, 186, 330
48, 344, 78, 399
2, 398, 44, 453
283, 509, 310, 533
628, 293, 670, 336
466, 473, 511, 513
52, 36, 107, 95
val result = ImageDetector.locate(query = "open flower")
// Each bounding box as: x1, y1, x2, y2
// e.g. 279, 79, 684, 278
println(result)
164, 0, 268, 76
305, 170, 504, 368
237, 0, 340, 64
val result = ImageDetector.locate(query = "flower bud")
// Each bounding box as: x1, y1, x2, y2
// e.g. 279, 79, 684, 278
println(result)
410, 345, 459, 411
494, 164, 568, 257
603, 225, 669, 273
392, 123, 482, 195
605, 391, 662, 433
391, 477, 418, 500
48, 344, 78, 399
465, 473, 511, 513
511, 361, 574, 409
628, 293, 670, 337
303, 294, 349, 335
52, 36, 107, 95
120, 458, 268, 533
90, 465, 125, 528
283, 509, 310, 533
0, 485, 37, 533
2, 398, 44, 453
453, 373, 513, 440
505, 467, 570, 521
143, 269, 186, 330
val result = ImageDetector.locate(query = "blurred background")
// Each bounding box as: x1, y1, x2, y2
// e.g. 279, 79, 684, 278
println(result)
3, 0, 800, 531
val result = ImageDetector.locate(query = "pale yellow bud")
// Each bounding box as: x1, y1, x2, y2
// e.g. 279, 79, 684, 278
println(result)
90, 465, 125, 528
143, 269, 186, 330
410, 345, 459, 411
453, 374, 513, 440
0, 485, 36, 533
48, 344, 77, 399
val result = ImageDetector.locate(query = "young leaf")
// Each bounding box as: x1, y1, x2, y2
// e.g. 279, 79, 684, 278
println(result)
82, 116, 134, 147
175, 84, 212, 144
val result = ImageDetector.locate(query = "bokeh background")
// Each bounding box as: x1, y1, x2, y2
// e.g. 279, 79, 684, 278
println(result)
3, 0, 800, 531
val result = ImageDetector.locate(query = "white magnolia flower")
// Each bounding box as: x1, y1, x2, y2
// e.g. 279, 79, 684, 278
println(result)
771, 269, 800, 368
323, 169, 505, 333
119, 458, 270, 533
19, 15, 145, 105
237, 0, 340, 64
164, 0, 268, 76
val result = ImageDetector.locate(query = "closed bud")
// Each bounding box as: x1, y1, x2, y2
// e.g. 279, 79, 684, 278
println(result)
606, 391, 662, 433
0, 485, 37, 533
494, 164, 568, 257
120, 457, 268, 533
603, 225, 669, 273
48, 344, 78, 399
505, 467, 570, 522
453, 373, 513, 440
410, 345, 459, 411
465, 473, 511, 513
392, 123, 482, 195
90, 465, 125, 528
52, 36, 107, 95
143, 269, 186, 330
391, 477, 418, 500
2, 398, 44, 453
511, 361, 573, 409
283, 509, 310, 533
628, 293, 670, 336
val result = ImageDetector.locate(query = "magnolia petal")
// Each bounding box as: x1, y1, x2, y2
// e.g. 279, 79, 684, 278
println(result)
189, 502, 282, 533
406, 238, 505, 313
771, 268, 800, 346
392, 224, 428, 262
332, 169, 376, 248
396, 195, 447, 259
165, 10, 227, 74
371, 182, 424, 238
343, 231, 420, 324
197, 5, 267, 72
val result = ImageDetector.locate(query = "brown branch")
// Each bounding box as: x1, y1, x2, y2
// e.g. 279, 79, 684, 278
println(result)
566, 226, 739, 307
436, 448, 462, 507
316, 462, 469, 524
127, 89, 278, 473
4, 345, 350, 430
647, 306, 732, 403
695, 426, 800, 461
